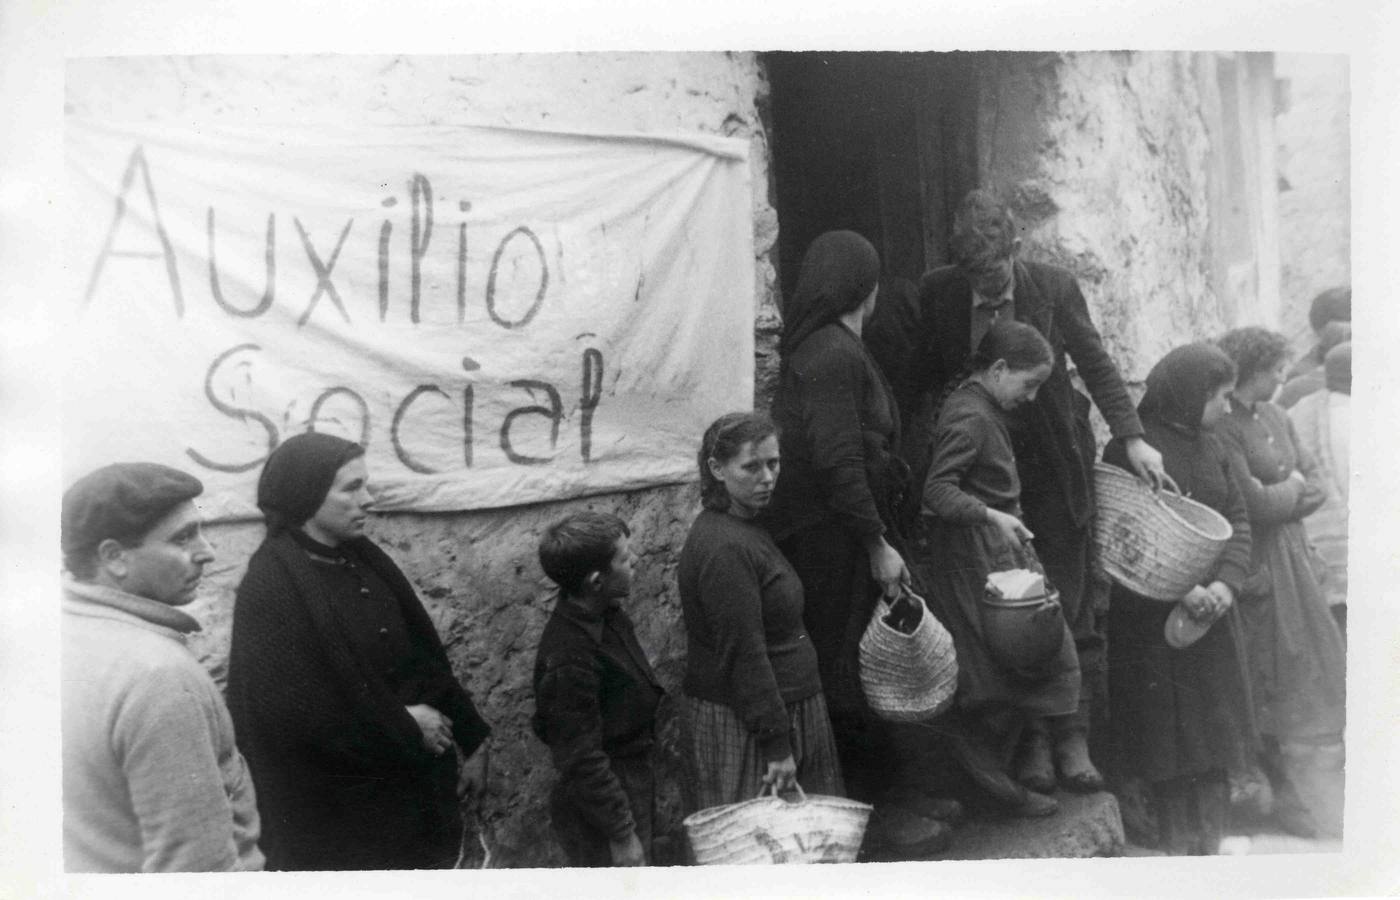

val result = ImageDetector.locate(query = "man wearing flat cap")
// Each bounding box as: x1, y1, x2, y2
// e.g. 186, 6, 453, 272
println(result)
61, 462, 264, 872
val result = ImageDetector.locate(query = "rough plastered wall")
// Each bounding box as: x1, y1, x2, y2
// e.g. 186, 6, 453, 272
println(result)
1274, 53, 1351, 351
65, 53, 778, 868
975, 51, 1280, 393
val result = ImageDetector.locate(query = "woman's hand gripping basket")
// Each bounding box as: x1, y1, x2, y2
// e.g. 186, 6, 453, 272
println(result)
1092, 463, 1234, 601
858, 588, 958, 723
683, 783, 873, 865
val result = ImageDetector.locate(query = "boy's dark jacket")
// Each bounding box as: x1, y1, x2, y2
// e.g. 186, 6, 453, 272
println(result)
532, 594, 664, 840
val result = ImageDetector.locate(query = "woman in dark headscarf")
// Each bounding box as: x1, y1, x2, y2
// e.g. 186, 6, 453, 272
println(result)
227, 433, 491, 870
767, 231, 957, 855
1102, 343, 1255, 855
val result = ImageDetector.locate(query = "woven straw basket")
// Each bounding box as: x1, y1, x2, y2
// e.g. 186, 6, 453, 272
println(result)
683, 784, 872, 865
858, 589, 958, 723
1093, 463, 1234, 601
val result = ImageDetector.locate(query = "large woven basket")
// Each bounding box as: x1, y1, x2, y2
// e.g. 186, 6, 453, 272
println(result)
858, 589, 958, 723
683, 784, 872, 865
1093, 463, 1234, 601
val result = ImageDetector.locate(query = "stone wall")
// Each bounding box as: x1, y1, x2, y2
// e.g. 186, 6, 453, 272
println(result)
1275, 53, 1351, 351
65, 53, 777, 868
975, 51, 1282, 391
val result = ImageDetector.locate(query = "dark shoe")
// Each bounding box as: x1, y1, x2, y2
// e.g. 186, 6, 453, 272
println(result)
948, 730, 1028, 807
1015, 723, 1057, 794
895, 791, 965, 825
866, 805, 955, 859
1229, 766, 1275, 818
1054, 731, 1105, 793
1011, 790, 1059, 818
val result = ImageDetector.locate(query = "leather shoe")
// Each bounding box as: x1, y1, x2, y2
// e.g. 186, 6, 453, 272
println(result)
1015, 725, 1057, 794
867, 805, 954, 858
1011, 790, 1059, 818
1054, 731, 1105, 793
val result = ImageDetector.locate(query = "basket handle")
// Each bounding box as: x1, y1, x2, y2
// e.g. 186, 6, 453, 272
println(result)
763, 780, 808, 804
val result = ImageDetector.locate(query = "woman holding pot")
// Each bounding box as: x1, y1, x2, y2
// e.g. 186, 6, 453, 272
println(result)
227, 433, 491, 870
1102, 343, 1254, 855
917, 319, 1079, 818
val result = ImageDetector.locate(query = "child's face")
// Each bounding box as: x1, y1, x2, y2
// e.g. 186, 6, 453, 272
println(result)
595, 535, 635, 601
988, 361, 1052, 410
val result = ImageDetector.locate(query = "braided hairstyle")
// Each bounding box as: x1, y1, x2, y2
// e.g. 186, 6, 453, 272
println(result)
931, 319, 1053, 423
697, 411, 780, 512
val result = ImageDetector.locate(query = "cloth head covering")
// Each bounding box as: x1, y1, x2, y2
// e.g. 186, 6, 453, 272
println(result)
1137, 342, 1237, 433
257, 432, 366, 535
1308, 286, 1351, 333
1324, 341, 1351, 395
779, 230, 880, 358
63, 462, 204, 559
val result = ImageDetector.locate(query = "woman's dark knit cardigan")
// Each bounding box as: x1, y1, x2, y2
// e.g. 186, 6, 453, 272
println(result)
226, 530, 490, 871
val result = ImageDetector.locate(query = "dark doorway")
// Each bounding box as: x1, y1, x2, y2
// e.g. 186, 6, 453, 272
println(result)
765, 51, 982, 299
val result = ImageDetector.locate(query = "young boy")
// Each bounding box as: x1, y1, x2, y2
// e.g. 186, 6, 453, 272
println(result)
532, 512, 664, 867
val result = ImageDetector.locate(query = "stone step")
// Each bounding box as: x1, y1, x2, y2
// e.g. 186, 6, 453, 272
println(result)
897, 791, 1125, 861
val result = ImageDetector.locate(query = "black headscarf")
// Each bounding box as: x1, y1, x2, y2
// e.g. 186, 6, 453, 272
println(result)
257, 432, 366, 536
779, 230, 880, 358
1137, 342, 1237, 434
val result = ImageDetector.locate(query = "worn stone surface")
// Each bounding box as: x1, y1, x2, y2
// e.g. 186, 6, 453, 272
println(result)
1274, 54, 1351, 351
932, 791, 1125, 861
67, 53, 774, 869
979, 52, 1281, 389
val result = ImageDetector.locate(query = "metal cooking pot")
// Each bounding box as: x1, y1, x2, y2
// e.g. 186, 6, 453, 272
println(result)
978, 587, 1064, 673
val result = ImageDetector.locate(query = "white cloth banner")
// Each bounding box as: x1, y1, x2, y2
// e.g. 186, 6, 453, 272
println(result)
64, 119, 754, 516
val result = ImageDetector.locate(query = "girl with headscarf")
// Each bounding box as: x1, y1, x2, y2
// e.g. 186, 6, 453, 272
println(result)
227, 433, 491, 870
1101, 343, 1255, 855
767, 231, 958, 855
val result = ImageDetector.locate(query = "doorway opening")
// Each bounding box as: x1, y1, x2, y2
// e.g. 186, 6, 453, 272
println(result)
764, 51, 983, 299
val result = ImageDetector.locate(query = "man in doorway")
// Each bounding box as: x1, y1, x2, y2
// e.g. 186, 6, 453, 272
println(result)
61, 462, 264, 872
867, 188, 1169, 796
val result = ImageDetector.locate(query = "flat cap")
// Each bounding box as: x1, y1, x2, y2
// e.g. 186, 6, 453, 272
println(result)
62, 463, 204, 557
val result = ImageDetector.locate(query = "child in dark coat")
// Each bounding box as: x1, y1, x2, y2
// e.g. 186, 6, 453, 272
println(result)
532, 512, 664, 867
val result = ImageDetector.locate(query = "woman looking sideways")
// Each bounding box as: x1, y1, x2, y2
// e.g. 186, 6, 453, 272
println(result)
227, 432, 491, 870
678, 412, 843, 809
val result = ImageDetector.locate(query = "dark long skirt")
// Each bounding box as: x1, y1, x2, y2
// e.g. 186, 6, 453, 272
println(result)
1107, 589, 1253, 784
1107, 586, 1255, 855
912, 520, 1079, 719
683, 693, 844, 811
776, 522, 891, 804
1240, 520, 1346, 743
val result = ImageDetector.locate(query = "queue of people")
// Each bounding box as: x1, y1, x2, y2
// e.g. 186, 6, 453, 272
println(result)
59, 188, 1348, 871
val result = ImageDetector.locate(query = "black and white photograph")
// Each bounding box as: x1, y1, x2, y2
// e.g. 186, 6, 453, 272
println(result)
2, 1, 1396, 897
